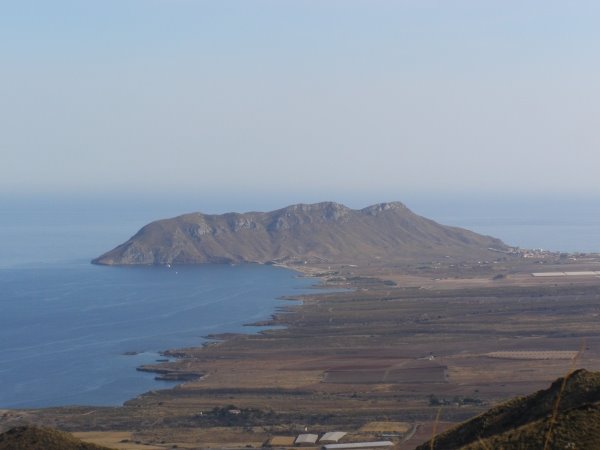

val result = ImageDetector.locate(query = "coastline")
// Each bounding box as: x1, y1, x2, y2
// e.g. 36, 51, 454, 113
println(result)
4, 255, 600, 449
151, 263, 341, 393
0, 262, 322, 410
131, 266, 338, 388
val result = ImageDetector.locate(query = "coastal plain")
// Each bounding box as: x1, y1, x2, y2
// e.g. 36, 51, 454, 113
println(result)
3, 254, 600, 449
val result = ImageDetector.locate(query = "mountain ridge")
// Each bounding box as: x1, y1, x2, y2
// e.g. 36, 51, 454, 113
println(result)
92, 201, 510, 266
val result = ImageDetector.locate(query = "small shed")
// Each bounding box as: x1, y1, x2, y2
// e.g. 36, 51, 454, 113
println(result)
296, 434, 319, 446
319, 432, 347, 444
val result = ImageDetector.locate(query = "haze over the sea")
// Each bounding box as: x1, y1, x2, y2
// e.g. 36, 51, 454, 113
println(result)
1, 193, 599, 271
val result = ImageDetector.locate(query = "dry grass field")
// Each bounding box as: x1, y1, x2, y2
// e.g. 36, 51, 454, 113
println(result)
485, 351, 579, 360
72, 432, 164, 450
268, 435, 296, 446
359, 422, 411, 433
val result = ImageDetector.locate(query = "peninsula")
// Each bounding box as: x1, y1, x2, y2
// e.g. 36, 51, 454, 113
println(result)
92, 201, 510, 266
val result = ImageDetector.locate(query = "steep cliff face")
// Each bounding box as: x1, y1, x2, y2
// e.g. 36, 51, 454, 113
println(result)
92, 201, 509, 266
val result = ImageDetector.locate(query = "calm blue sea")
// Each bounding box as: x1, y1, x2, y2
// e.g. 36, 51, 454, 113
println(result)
0, 195, 598, 408
0, 200, 320, 408
415, 197, 600, 254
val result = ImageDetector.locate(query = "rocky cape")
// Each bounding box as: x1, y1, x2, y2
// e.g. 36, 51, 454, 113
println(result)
92, 201, 511, 266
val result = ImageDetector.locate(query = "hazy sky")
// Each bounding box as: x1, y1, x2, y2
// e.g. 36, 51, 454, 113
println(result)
2, 1, 600, 200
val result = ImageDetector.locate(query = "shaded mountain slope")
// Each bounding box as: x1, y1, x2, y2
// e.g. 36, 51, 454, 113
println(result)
0, 426, 112, 450
417, 369, 600, 450
93, 202, 509, 266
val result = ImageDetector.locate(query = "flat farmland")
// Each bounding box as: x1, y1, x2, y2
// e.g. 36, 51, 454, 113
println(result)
324, 362, 447, 384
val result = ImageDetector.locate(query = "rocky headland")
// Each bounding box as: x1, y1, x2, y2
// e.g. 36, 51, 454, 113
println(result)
92, 201, 510, 266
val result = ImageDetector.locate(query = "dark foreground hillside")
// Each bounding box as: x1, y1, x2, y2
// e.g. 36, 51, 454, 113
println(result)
0, 426, 112, 450
417, 369, 600, 450
93, 201, 509, 266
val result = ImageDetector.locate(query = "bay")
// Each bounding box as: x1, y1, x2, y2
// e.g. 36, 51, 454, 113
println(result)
409, 196, 600, 254
0, 262, 315, 408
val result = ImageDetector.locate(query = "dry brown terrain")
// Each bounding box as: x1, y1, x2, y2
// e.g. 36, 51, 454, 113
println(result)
2, 255, 600, 449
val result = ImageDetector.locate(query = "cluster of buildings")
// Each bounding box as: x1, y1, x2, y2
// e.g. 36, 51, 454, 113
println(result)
291, 432, 393, 450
